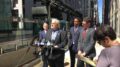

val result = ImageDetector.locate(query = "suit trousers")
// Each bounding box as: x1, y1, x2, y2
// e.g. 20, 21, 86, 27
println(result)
69, 45, 77, 67
41, 48, 48, 67
42, 55, 48, 67
48, 53, 64, 67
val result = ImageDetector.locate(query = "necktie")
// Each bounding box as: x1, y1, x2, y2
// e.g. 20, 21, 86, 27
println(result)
82, 30, 86, 40
74, 27, 78, 32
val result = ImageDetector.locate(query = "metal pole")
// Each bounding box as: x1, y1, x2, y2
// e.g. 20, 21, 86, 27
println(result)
47, 0, 51, 26
18, 0, 24, 30
0, 47, 3, 54
15, 44, 18, 51
18, 0, 24, 46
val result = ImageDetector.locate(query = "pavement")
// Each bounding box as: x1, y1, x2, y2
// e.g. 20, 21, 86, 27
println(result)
30, 44, 103, 67
33, 50, 72, 67
0, 47, 36, 67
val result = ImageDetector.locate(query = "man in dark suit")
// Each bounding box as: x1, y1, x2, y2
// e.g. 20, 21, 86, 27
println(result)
69, 17, 82, 67
45, 18, 68, 67
77, 18, 96, 67
39, 22, 49, 67
39, 22, 48, 40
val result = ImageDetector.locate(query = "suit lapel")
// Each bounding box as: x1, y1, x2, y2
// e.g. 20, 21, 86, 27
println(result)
54, 30, 61, 43
85, 28, 90, 41
81, 29, 84, 41
72, 27, 74, 33
43, 31, 46, 37
48, 30, 52, 41
81, 28, 89, 41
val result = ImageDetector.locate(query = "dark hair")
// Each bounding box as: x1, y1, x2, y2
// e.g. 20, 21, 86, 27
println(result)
83, 17, 91, 23
73, 17, 82, 22
94, 25, 116, 41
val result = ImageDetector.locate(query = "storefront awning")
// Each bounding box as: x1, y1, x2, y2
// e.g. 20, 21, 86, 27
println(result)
32, 6, 47, 15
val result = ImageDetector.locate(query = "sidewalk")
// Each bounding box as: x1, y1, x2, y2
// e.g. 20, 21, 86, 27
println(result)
33, 50, 73, 67
32, 37, 120, 67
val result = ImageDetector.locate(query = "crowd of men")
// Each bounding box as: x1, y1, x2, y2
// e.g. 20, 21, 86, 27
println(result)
37, 17, 120, 67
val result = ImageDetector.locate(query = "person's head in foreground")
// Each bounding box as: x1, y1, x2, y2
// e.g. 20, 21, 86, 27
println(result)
94, 25, 119, 47
95, 25, 120, 67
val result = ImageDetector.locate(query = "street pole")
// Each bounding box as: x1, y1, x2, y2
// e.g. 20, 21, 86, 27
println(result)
47, 0, 51, 26
18, 0, 24, 46
18, 0, 24, 30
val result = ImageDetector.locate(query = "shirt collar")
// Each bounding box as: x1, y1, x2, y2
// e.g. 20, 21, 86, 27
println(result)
52, 28, 59, 32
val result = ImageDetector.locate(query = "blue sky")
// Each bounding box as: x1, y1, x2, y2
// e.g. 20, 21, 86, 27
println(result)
98, 0, 102, 23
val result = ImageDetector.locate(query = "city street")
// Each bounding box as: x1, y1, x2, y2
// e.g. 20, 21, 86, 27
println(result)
31, 43, 104, 67
1, 0, 120, 67
31, 37, 120, 67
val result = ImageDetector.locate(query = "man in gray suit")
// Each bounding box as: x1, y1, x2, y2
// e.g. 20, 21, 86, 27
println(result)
77, 18, 96, 67
45, 18, 67, 67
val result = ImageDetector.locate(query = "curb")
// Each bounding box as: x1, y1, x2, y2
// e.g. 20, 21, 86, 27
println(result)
23, 58, 41, 67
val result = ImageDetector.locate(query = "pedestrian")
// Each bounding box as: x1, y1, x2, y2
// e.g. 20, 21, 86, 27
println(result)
45, 18, 68, 67
39, 22, 49, 41
69, 17, 82, 67
77, 17, 96, 67
94, 25, 120, 67
39, 22, 49, 67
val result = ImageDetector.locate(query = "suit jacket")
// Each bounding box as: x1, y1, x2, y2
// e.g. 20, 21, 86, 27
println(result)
69, 26, 82, 52
45, 29, 68, 60
78, 28, 96, 57
97, 45, 120, 67
39, 30, 47, 40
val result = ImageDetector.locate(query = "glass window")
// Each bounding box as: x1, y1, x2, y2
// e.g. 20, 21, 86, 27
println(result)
0, 0, 12, 31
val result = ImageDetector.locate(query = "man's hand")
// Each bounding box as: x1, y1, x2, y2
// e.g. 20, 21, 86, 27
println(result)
77, 51, 86, 59
93, 58, 98, 64
77, 50, 82, 59
82, 52, 86, 56
77, 50, 82, 55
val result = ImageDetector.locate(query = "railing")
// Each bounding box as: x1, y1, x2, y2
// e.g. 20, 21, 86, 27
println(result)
0, 38, 31, 55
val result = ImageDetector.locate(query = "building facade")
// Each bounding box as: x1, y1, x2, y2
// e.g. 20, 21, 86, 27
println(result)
103, 0, 120, 36
31, 0, 83, 21
0, 0, 12, 31
78, 0, 99, 26
0, 0, 12, 42
0, 0, 99, 42
0, 0, 84, 42
109, 0, 120, 36
102, 0, 111, 24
